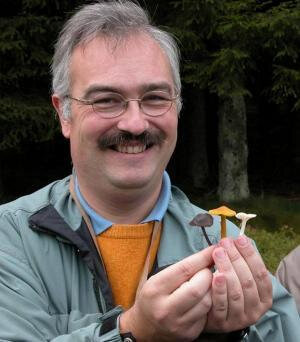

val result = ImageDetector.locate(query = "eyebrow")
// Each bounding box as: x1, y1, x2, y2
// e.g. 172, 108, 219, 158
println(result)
82, 82, 173, 98
143, 82, 172, 93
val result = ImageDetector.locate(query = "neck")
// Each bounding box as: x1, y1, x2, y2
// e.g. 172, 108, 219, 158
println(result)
76, 176, 163, 224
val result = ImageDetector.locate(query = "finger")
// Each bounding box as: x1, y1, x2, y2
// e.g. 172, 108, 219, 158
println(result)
213, 247, 244, 318
151, 245, 215, 294
170, 292, 211, 341
177, 290, 212, 324
220, 238, 260, 309
208, 272, 228, 324
234, 236, 272, 304
168, 267, 213, 314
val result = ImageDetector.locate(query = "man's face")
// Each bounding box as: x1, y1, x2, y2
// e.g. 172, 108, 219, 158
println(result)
55, 33, 178, 194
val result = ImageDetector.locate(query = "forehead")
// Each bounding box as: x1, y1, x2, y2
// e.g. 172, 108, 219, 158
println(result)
69, 33, 174, 94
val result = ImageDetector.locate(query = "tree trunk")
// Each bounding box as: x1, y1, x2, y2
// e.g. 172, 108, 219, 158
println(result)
187, 88, 209, 190
218, 95, 250, 202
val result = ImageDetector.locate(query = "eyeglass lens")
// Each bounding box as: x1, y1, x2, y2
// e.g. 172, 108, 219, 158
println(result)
91, 91, 173, 117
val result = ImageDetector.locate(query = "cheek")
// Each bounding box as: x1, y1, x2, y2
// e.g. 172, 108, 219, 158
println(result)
167, 117, 178, 153
153, 110, 178, 131
163, 113, 178, 141
71, 116, 114, 146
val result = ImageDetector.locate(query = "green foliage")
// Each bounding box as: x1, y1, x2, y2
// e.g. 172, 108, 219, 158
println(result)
167, 0, 300, 108
271, 66, 300, 110
0, 0, 77, 150
0, 96, 57, 150
168, 0, 257, 97
197, 48, 253, 98
259, 2, 300, 110
0, 15, 56, 86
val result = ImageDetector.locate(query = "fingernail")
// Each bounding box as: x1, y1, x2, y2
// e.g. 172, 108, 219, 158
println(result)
215, 247, 226, 259
237, 235, 248, 246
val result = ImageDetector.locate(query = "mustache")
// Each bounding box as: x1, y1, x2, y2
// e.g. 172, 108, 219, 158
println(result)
97, 130, 166, 149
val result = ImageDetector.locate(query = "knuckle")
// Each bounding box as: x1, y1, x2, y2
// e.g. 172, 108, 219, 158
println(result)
153, 307, 169, 323
142, 282, 159, 299
243, 246, 256, 258
189, 286, 205, 300
263, 297, 273, 310
202, 295, 212, 312
246, 312, 260, 325
214, 287, 227, 296
229, 251, 241, 263
255, 268, 269, 282
219, 261, 232, 272
215, 303, 227, 313
230, 290, 242, 302
179, 260, 195, 280
241, 278, 254, 290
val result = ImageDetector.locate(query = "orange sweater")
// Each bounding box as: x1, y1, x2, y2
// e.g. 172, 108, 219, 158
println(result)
96, 222, 161, 309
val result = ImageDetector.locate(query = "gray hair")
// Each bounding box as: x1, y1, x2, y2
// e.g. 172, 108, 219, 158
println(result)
51, 0, 182, 118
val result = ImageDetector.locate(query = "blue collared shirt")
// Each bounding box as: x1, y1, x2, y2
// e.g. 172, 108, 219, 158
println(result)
74, 171, 171, 235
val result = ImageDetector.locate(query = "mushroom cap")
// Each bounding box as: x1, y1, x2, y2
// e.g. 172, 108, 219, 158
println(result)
189, 213, 213, 227
209, 205, 236, 217
236, 212, 257, 220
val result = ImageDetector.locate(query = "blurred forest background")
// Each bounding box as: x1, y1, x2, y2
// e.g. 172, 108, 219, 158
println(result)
0, 0, 299, 270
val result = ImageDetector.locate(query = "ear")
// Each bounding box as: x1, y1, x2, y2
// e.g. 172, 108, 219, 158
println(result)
52, 95, 71, 139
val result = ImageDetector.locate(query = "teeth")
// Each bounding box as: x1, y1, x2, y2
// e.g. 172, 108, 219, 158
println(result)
116, 145, 146, 154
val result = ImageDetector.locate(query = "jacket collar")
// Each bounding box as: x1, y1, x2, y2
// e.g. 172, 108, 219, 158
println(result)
28, 204, 115, 310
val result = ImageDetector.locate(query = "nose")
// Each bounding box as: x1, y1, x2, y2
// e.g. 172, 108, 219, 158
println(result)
116, 100, 149, 135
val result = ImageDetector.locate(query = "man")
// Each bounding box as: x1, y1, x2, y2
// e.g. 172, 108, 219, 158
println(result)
0, 1, 299, 341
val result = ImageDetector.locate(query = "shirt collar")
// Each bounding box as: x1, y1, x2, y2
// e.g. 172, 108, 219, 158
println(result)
74, 171, 171, 235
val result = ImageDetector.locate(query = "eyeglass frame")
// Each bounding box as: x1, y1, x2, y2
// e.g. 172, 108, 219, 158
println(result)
64, 90, 179, 118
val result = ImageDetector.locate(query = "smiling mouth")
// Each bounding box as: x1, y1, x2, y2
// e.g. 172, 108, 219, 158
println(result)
114, 143, 152, 154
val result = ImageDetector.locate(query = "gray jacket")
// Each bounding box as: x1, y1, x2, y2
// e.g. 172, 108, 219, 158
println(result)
0, 176, 299, 341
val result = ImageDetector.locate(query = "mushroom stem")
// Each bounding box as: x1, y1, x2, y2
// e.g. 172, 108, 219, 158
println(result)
220, 215, 226, 238
201, 227, 213, 246
239, 220, 247, 235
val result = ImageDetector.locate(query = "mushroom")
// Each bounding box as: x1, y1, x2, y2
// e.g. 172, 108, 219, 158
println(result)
235, 212, 257, 235
208, 206, 236, 239
189, 213, 214, 246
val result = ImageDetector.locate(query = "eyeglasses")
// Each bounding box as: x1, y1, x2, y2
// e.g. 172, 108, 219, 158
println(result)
65, 90, 179, 118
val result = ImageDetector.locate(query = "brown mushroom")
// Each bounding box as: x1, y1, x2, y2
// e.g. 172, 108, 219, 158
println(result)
190, 213, 213, 227
189, 213, 214, 246
208, 206, 236, 238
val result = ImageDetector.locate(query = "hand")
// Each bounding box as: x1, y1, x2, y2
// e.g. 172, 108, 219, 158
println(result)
205, 236, 272, 333
120, 246, 215, 342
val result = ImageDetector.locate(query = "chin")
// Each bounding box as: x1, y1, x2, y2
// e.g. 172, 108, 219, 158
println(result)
110, 173, 156, 191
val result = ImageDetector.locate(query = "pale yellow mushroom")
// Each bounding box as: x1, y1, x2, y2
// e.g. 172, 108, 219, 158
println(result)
236, 212, 257, 235
208, 206, 236, 238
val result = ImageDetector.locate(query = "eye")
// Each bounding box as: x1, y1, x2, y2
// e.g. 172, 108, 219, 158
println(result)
142, 92, 170, 104
92, 94, 122, 109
